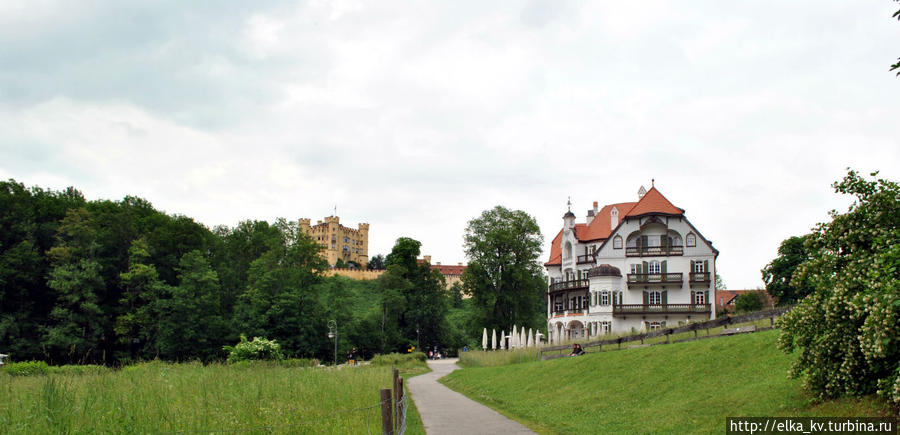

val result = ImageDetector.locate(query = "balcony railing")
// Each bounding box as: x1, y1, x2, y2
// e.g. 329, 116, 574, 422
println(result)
549, 279, 590, 292
576, 254, 594, 264
612, 303, 711, 315
626, 273, 683, 286
625, 246, 684, 257
689, 272, 711, 284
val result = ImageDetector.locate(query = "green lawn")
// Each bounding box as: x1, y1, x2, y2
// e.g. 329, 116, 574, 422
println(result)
441, 330, 893, 434
1, 360, 427, 434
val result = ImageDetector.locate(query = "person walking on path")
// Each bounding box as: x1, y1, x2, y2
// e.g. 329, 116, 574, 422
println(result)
407, 358, 535, 434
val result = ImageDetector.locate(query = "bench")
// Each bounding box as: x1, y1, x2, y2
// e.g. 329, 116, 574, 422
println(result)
722, 325, 757, 335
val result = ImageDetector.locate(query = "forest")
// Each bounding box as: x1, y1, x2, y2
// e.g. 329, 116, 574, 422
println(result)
0, 179, 474, 365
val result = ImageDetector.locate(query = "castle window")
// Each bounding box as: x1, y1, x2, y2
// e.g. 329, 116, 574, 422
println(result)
693, 261, 704, 273
649, 291, 661, 305
686, 233, 696, 247
613, 236, 623, 249
601, 321, 611, 334
648, 260, 661, 274
694, 291, 706, 305
647, 321, 662, 331
600, 291, 610, 306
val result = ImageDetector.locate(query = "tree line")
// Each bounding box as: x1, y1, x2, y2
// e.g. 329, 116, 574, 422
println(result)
1, 180, 549, 365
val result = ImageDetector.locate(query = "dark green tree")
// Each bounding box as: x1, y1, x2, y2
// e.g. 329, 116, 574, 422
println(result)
762, 235, 814, 305
462, 206, 547, 337
778, 170, 900, 405
233, 219, 329, 358
367, 254, 385, 270
43, 208, 108, 364
114, 238, 169, 360
157, 250, 227, 361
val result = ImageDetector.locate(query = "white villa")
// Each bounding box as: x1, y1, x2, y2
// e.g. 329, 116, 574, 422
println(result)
545, 185, 718, 342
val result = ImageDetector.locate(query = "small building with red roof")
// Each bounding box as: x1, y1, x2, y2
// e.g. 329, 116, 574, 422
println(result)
545, 184, 719, 342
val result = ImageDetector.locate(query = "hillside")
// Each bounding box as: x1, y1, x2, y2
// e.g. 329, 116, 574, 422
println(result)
441, 330, 892, 434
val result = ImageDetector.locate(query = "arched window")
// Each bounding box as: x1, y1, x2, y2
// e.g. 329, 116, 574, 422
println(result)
613, 235, 623, 249
565, 241, 573, 259
686, 233, 696, 247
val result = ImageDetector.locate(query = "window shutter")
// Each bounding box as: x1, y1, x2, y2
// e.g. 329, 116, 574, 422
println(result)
661, 260, 667, 274
704, 260, 709, 273
643, 291, 649, 305
642, 261, 648, 273
661, 320, 667, 328
705, 291, 710, 304
660, 235, 667, 247
691, 290, 696, 304
690, 260, 695, 271
662, 290, 668, 305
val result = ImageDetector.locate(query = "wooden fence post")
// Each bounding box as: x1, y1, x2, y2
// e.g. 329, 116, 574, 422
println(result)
392, 367, 400, 432
380, 389, 393, 435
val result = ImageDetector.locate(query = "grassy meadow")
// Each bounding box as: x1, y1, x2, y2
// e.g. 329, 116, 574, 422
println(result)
1, 359, 427, 434
442, 330, 894, 434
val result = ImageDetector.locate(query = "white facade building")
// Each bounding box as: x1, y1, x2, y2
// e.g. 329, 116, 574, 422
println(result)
545, 185, 718, 342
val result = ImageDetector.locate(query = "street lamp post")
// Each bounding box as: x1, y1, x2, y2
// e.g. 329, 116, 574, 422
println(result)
327, 320, 337, 366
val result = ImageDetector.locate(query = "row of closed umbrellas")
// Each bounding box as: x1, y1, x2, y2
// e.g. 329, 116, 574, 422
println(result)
481, 325, 542, 350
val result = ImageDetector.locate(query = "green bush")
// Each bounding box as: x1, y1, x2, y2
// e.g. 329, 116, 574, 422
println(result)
223, 335, 283, 363
3, 360, 50, 376
370, 352, 426, 367
735, 291, 765, 313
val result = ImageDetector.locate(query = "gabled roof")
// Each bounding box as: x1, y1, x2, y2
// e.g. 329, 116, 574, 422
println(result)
546, 187, 688, 266
626, 187, 684, 217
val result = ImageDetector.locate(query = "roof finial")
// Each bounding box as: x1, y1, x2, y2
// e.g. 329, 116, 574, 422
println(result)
567, 196, 572, 212
333, 204, 337, 216
651, 178, 655, 188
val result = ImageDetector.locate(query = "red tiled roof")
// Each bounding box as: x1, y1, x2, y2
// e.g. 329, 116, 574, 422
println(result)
433, 264, 466, 275
625, 187, 683, 217
546, 188, 684, 265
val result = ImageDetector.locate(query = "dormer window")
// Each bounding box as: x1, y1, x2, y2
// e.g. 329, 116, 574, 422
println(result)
686, 233, 696, 247
613, 236, 623, 249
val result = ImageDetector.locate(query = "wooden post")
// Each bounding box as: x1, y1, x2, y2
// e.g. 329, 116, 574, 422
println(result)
380, 389, 393, 435
392, 367, 400, 432
770, 316, 775, 327
694, 329, 698, 338
666, 332, 671, 344
397, 378, 404, 427
706, 327, 710, 336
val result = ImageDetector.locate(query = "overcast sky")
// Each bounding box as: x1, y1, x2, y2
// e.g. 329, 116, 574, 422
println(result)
2, 1, 898, 289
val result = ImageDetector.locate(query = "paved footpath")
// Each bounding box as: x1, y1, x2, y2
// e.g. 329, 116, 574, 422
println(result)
406, 358, 536, 435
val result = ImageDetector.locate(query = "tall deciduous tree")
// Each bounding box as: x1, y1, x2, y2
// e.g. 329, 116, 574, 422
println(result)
778, 170, 900, 405
462, 206, 547, 335
761, 235, 814, 305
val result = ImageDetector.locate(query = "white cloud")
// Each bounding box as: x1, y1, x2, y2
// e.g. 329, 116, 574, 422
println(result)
2, 1, 899, 288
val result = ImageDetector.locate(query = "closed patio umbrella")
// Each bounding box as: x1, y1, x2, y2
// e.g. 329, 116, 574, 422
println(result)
482, 328, 488, 351
512, 325, 518, 349
491, 329, 497, 350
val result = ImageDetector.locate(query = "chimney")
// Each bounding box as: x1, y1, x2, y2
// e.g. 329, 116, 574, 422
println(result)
423, 255, 431, 264
593, 201, 599, 214
458, 262, 463, 266
436, 262, 441, 266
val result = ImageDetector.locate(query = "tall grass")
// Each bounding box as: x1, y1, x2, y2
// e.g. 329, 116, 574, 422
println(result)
458, 348, 541, 368
1, 360, 424, 434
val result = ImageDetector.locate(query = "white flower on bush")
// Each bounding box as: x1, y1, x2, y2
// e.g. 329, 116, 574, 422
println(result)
224, 335, 284, 362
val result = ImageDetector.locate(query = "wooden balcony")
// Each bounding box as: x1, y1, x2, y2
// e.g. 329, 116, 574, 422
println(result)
625, 246, 684, 257
690, 272, 711, 286
549, 279, 589, 292
576, 254, 594, 264
612, 303, 711, 315
626, 273, 683, 287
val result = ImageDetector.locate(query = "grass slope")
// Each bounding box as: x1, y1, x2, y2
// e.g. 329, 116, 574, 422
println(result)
1, 361, 428, 434
441, 330, 892, 434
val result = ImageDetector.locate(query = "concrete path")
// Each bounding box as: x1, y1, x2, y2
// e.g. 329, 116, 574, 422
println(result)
407, 358, 535, 435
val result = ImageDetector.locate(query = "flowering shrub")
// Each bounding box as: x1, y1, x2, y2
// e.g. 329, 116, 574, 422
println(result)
223, 335, 284, 363
778, 170, 900, 405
